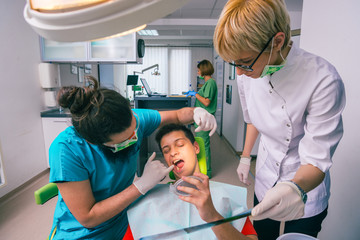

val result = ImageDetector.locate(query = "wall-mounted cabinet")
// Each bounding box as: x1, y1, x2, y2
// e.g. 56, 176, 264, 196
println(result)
40, 33, 143, 63
40, 40, 88, 62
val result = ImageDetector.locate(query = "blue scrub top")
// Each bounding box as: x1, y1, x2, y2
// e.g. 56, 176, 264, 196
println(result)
49, 109, 161, 240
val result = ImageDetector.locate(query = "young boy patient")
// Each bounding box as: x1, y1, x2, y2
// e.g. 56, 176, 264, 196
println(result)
127, 124, 257, 240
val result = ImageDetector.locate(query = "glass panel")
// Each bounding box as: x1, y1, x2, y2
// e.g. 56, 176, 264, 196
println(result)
90, 34, 135, 60
42, 38, 87, 61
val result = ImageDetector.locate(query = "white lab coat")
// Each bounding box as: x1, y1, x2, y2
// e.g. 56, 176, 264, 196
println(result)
237, 45, 345, 218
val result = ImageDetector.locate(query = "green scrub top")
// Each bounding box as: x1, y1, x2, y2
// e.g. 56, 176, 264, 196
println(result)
195, 78, 218, 115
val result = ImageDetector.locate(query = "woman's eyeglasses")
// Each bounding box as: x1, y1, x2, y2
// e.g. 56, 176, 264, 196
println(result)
228, 35, 275, 72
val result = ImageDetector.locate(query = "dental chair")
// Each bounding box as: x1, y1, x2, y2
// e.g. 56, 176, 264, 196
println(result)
169, 136, 207, 180
34, 182, 58, 205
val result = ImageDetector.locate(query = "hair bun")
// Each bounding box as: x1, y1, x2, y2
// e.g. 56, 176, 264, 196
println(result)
85, 75, 99, 90
57, 77, 100, 115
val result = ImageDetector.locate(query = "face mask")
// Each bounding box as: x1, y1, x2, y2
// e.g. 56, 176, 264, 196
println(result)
260, 38, 286, 78
109, 131, 138, 153
105, 114, 139, 153
198, 75, 204, 79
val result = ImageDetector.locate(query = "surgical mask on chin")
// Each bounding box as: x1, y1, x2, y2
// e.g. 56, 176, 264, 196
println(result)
106, 113, 139, 153
260, 38, 286, 78
110, 132, 138, 153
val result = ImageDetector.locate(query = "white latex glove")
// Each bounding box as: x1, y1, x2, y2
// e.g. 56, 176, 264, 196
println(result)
193, 107, 217, 136
251, 182, 305, 221
133, 152, 174, 195
237, 156, 251, 186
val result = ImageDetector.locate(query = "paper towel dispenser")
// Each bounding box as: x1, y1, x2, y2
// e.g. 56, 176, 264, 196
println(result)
39, 63, 60, 88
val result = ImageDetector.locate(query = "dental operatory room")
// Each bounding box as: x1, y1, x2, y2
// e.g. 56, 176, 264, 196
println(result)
1, 0, 359, 240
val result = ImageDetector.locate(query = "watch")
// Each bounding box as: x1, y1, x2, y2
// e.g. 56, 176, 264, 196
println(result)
289, 180, 308, 204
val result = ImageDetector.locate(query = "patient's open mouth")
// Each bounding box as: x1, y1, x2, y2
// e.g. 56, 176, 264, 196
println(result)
173, 159, 185, 172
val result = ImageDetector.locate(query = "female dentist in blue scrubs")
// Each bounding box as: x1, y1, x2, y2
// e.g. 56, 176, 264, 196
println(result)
214, 0, 345, 239
47, 77, 217, 239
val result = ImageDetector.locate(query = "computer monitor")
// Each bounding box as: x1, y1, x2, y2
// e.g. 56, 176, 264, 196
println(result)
140, 78, 152, 95
140, 78, 166, 97
126, 75, 139, 85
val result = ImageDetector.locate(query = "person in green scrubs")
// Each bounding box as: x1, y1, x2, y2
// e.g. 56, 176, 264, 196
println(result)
186, 60, 218, 178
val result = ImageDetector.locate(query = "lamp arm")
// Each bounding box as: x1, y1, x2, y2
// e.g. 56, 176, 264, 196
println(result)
133, 64, 159, 75
140, 64, 159, 73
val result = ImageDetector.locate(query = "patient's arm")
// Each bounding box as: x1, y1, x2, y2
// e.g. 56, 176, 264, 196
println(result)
177, 173, 258, 240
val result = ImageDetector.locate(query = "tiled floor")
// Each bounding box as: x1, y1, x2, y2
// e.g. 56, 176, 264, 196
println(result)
0, 132, 255, 239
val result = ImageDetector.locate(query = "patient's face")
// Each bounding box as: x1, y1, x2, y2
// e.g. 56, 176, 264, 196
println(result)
160, 130, 200, 179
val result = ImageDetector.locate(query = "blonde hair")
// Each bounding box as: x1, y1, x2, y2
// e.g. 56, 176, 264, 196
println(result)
213, 0, 291, 62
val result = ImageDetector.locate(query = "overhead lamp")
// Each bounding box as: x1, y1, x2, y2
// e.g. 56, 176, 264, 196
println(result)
23, 0, 190, 42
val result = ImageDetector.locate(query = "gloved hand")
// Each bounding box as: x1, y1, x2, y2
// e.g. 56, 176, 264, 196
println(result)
237, 156, 251, 185
251, 181, 305, 221
133, 152, 174, 195
193, 107, 217, 136
186, 91, 197, 97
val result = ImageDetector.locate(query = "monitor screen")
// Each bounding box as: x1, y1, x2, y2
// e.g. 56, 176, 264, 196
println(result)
140, 78, 152, 95
126, 75, 139, 85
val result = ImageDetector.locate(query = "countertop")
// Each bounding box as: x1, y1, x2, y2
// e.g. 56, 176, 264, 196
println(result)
41, 108, 71, 118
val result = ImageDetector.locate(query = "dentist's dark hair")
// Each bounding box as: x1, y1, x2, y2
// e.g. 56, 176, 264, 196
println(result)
155, 124, 196, 152
57, 76, 132, 145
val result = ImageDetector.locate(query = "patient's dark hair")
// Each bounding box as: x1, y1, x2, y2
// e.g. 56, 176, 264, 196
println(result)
57, 76, 132, 145
155, 124, 195, 152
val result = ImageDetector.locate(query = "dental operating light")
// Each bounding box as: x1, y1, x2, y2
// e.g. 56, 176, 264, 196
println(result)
24, 0, 190, 42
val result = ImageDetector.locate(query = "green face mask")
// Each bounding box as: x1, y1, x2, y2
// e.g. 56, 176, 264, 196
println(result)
109, 132, 138, 153
260, 38, 286, 78
260, 62, 285, 78
104, 114, 139, 153
198, 75, 205, 79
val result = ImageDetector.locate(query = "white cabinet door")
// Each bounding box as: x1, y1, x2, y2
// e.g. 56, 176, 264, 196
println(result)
42, 118, 72, 168
40, 33, 142, 63
40, 38, 88, 62
89, 34, 138, 62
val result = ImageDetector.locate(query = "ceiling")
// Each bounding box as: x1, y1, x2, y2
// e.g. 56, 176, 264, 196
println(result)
142, 0, 303, 46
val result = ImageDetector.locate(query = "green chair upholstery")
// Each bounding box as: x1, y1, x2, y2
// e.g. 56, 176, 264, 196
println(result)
34, 182, 59, 240
169, 136, 207, 180
195, 137, 207, 176
34, 182, 58, 205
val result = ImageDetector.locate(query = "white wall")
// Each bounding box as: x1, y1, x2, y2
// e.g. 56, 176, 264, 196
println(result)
301, 0, 360, 239
0, 0, 47, 197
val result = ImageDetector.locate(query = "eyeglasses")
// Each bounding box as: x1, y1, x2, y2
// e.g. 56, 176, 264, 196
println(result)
229, 35, 275, 72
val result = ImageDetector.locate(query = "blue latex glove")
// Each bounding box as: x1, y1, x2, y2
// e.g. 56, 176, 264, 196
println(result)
186, 91, 197, 97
